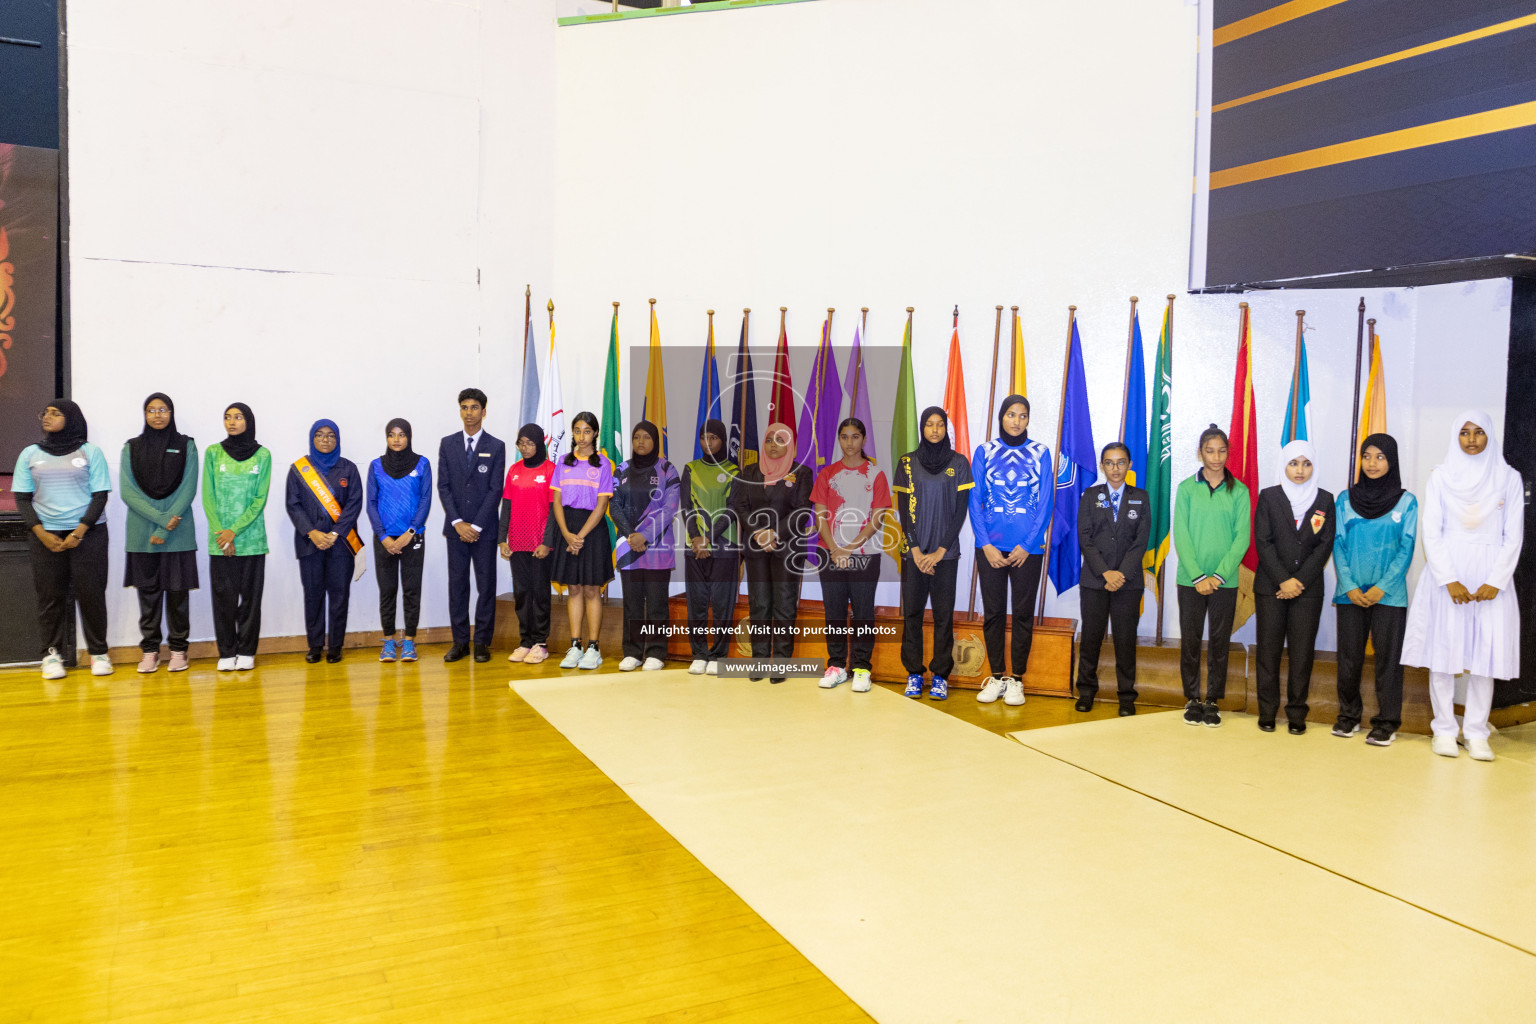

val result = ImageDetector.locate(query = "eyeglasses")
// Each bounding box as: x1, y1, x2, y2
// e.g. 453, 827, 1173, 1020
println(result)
314, 431, 337, 440
1103, 459, 1129, 468
145, 407, 171, 416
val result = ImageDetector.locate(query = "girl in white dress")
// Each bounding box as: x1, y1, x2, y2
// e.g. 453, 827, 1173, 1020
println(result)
1402, 410, 1524, 761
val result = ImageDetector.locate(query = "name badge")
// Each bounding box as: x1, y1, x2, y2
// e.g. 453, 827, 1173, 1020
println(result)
478, 452, 492, 458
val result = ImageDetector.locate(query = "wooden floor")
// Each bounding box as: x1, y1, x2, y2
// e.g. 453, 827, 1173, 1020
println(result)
0, 647, 883, 1023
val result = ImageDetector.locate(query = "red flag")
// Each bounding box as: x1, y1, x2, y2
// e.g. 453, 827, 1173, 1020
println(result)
1228, 303, 1260, 625
943, 319, 971, 457
769, 315, 795, 428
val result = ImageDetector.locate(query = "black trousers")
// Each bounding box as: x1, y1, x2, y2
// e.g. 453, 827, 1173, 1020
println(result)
1335, 602, 1408, 732
1254, 593, 1324, 726
820, 567, 878, 672
901, 557, 958, 676
209, 554, 265, 658
976, 552, 1042, 677
28, 525, 110, 658
1077, 585, 1140, 705
299, 546, 353, 652
446, 532, 497, 645
1176, 584, 1237, 701
685, 554, 738, 659
375, 537, 425, 637
621, 569, 671, 661
745, 557, 800, 661
509, 550, 552, 648
138, 588, 190, 653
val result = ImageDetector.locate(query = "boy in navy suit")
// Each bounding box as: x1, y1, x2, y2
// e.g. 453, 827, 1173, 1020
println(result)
1075, 442, 1150, 714
437, 388, 506, 662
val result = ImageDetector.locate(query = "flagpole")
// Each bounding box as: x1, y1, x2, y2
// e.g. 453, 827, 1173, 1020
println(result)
523, 284, 531, 368
1288, 309, 1305, 443
706, 308, 717, 423
1154, 294, 1173, 646
736, 308, 751, 470
1037, 305, 1076, 623
1119, 296, 1138, 441
1348, 296, 1365, 482
966, 306, 1004, 617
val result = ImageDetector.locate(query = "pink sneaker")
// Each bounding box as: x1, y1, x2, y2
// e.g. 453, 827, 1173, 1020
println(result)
523, 644, 549, 664
168, 651, 189, 672
137, 652, 159, 674
507, 646, 530, 663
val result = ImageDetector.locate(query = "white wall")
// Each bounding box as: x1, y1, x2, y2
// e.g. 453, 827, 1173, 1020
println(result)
67, 0, 557, 648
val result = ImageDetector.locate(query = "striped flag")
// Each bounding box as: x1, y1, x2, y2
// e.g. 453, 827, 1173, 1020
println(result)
1228, 304, 1260, 628
796, 314, 843, 469
600, 307, 624, 464
1282, 328, 1311, 444
536, 307, 566, 463
1143, 299, 1173, 592
769, 315, 795, 429
694, 314, 722, 461
643, 304, 669, 458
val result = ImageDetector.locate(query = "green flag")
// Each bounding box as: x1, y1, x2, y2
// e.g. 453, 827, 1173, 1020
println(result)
1143, 299, 1173, 591
890, 313, 918, 461
600, 307, 623, 557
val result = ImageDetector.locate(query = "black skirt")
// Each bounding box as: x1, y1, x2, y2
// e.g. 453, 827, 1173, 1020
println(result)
548, 504, 615, 586
124, 550, 200, 592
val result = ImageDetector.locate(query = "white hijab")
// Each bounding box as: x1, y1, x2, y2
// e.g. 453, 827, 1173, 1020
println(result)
1276, 439, 1320, 523
1434, 409, 1513, 529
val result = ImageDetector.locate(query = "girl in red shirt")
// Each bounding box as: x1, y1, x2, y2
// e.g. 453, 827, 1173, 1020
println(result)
499, 424, 555, 664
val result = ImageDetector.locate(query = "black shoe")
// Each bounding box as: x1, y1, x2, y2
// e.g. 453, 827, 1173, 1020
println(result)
1183, 700, 1203, 726
1074, 696, 1095, 713
1202, 702, 1222, 728
473, 644, 491, 663
748, 676, 766, 682
1118, 704, 1136, 717
769, 676, 786, 685
1331, 720, 1360, 738
443, 643, 471, 663
1287, 722, 1306, 735
1258, 720, 1276, 733
305, 648, 323, 664
1365, 725, 1397, 747
326, 649, 343, 664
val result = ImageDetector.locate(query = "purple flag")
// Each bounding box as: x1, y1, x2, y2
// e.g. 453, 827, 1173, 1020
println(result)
796, 317, 843, 470
843, 320, 875, 464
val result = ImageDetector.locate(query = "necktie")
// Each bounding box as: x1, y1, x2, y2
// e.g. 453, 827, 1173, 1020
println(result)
465, 436, 474, 468
1111, 490, 1120, 522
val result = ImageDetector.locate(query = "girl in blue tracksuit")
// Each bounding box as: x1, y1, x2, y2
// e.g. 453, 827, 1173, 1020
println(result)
367, 418, 433, 662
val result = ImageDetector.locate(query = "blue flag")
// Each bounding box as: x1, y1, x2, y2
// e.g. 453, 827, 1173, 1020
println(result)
1281, 332, 1310, 443
1123, 311, 1148, 488
694, 317, 723, 460
518, 315, 540, 427
1049, 318, 1096, 596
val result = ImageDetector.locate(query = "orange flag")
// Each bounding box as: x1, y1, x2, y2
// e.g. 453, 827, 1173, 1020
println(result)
1354, 328, 1387, 481
943, 315, 971, 457
1228, 303, 1261, 626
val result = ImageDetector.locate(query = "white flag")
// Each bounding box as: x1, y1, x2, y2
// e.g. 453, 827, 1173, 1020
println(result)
536, 317, 566, 462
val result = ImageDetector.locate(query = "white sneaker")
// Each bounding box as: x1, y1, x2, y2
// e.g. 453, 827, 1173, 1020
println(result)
706, 660, 720, 676
619, 656, 642, 672
41, 649, 66, 680
1467, 736, 1495, 761
578, 645, 602, 670
851, 668, 872, 693
641, 657, 665, 671
91, 654, 114, 677
1431, 735, 1459, 758
234, 655, 255, 671
217, 657, 237, 672
688, 659, 707, 675
977, 676, 1005, 703
559, 644, 583, 669
819, 666, 848, 689
1004, 677, 1026, 706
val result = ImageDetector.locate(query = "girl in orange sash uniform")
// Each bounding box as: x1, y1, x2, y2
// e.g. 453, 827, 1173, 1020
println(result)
286, 418, 364, 663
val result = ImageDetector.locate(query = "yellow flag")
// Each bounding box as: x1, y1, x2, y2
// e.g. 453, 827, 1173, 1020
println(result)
643, 304, 669, 459
1355, 333, 1387, 481
1009, 311, 1027, 397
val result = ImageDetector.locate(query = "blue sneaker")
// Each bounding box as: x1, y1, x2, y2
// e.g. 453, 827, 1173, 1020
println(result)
399, 638, 418, 662
903, 674, 924, 698
928, 676, 949, 701
380, 639, 398, 663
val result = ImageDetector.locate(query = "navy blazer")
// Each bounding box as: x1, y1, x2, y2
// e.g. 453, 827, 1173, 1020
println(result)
436, 431, 506, 537
285, 457, 363, 559
1076, 483, 1150, 591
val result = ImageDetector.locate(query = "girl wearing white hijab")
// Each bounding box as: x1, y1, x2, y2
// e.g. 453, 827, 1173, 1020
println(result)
1252, 439, 1335, 733
1403, 411, 1524, 760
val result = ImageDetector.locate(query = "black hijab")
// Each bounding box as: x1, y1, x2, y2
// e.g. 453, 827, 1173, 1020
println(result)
39, 399, 88, 457
624, 421, 662, 508
381, 418, 419, 480
128, 392, 188, 499
698, 419, 728, 466
219, 402, 261, 462
629, 421, 661, 470
517, 423, 548, 468
1349, 432, 1404, 520
916, 406, 953, 475
997, 394, 1029, 447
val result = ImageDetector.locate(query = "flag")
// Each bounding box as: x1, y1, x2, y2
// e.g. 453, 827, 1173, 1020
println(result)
796, 315, 843, 469
1228, 304, 1261, 628
942, 320, 971, 458
643, 304, 669, 459
694, 315, 722, 460
1143, 300, 1173, 592
536, 308, 566, 463
890, 314, 918, 461
769, 316, 795, 429
600, 307, 624, 464
519, 311, 540, 427
1282, 329, 1311, 444
1009, 310, 1028, 398
1123, 309, 1148, 488
1047, 317, 1095, 596
728, 313, 759, 467
1354, 331, 1387, 479
844, 318, 874, 463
